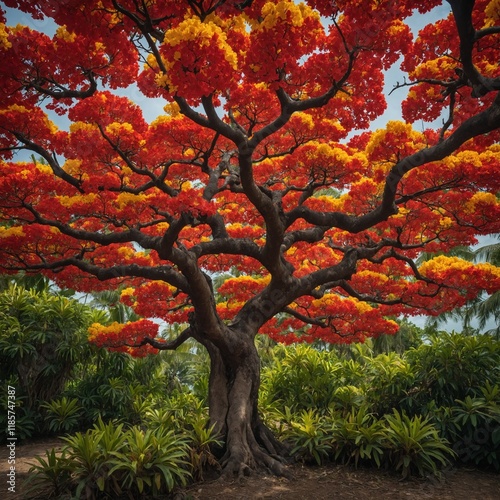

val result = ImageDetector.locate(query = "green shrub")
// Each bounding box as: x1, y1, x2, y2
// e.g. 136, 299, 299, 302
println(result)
41, 397, 83, 434
363, 352, 415, 416
0, 284, 93, 440
330, 406, 386, 468
108, 426, 191, 496
384, 410, 454, 478
331, 385, 365, 416
285, 409, 332, 465
143, 406, 175, 432
25, 448, 71, 498
260, 345, 341, 414
448, 391, 500, 469
161, 391, 207, 428
185, 413, 222, 480
27, 421, 192, 498
261, 405, 296, 439
0, 285, 92, 397
406, 332, 500, 410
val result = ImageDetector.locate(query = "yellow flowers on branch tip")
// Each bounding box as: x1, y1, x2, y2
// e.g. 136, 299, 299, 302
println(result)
0, 23, 12, 50
0, 226, 25, 238
259, 0, 319, 30
163, 17, 238, 70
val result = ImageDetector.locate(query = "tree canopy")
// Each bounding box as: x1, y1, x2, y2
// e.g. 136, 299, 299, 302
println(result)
0, 0, 499, 476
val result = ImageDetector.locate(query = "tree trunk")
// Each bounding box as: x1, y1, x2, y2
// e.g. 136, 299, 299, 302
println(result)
201, 327, 290, 478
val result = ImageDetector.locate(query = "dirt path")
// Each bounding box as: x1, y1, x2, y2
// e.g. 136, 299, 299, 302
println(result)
1, 438, 499, 499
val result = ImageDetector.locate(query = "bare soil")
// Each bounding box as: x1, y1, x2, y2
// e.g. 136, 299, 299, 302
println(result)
1, 438, 499, 499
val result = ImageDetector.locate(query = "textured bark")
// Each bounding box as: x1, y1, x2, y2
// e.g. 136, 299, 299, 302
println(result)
200, 327, 290, 478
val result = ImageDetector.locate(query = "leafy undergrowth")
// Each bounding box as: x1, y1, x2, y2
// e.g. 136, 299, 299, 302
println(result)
1, 438, 500, 500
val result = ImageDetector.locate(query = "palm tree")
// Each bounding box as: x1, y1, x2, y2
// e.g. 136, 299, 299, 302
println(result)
471, 239, 500, 337
88, 289, 140, 324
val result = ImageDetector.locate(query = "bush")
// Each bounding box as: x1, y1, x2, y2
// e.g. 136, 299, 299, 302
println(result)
406, 332, 500, 410
27, 420, 191, 498
260, 345, 341, 414
41, 397, 83, 434
447, 387, 500, 470
285, 409, 332, 465
108, 426, 191, 497
330, 406, 386, 468
184, 414, 222, 480
24, 448, 72, 498
0, 284, 93, 440
384, 410, 454, 478
362, 352, 415, 416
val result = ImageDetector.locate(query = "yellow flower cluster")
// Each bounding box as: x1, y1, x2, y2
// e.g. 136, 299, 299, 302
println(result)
57, 193, 98, 208
70, 122, 98, 134
0, 226, 25, 238
115, 192, 147, 209
155, 71, 173, 90
55, 25, 77, 43
164, 17, 238, 70
385, 20, 407, 38
0, 104, 28, 114
294, 112, 315, 130
0, 23, 11, 50
259, 0, 318, 30
413, 58, 454, 79
313, 195, 345, 211
356, 269, 390, 285
366, 121, 425, 157
88, 321, 124, 341
485, 0, 500, 27
205, 11, 247, 34
310, 143, 350, 164
120, 287, 135, 298
105, 122, 134, 135
418, 255, 471, 275
34, 163, 53, 176
231, 274, 271, 287
463, 192, 498, 214
444, 150, 482, 169
312, 293, 374, 314
63, 159, 84, 176
151, 114, 175, 128
438, 216, 453, 229
477, 262, 500, 279
163, 101, 181, 117
153, 222, 170, 234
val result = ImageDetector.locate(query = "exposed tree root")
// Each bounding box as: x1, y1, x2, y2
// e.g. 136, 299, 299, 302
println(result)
219, 419, 292, 480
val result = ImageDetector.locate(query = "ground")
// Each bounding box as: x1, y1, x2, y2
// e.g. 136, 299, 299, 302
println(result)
1, 438, 499, 499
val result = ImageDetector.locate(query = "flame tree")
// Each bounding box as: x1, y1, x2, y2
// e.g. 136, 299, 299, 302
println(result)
0, 0, 499, 476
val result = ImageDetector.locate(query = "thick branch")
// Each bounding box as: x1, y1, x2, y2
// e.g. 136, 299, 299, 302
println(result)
23, 204, 158, 248
190, 237, 262, 262
383, 92, 500, 209
238, 152, 289, 278
202, 95, 245, 144
131, 327, 193, 350
287, 92, 500, 232
11, 134, 83, 193
447, 0, 500, 96
24, 71, 98, 100
282, 306, 328, 327
7, 255, 189, 292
